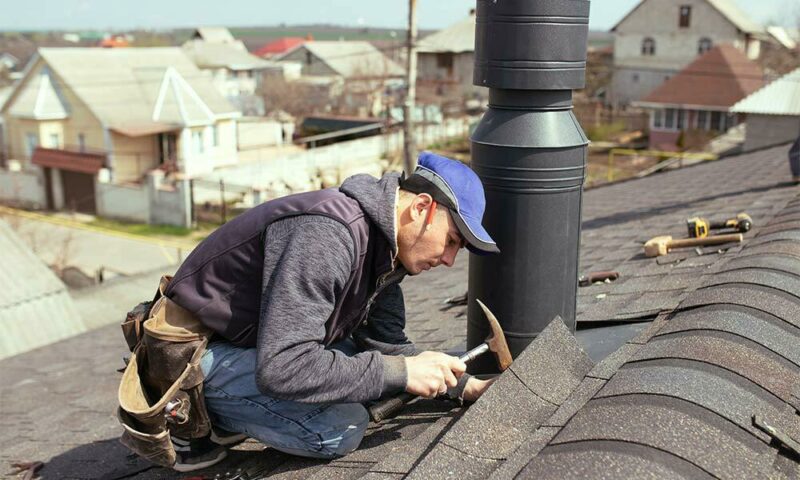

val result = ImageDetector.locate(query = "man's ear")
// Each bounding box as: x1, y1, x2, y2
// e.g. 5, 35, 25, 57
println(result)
410, 193, 433, 221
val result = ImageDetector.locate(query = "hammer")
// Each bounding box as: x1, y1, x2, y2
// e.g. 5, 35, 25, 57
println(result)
644, 233, 743, 257
368, 299, 512, 422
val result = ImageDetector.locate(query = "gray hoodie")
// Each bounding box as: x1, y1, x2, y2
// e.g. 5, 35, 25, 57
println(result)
254, 172, 468, 404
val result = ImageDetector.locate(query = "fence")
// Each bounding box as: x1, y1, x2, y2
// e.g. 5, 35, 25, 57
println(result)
197, 116, 474, 194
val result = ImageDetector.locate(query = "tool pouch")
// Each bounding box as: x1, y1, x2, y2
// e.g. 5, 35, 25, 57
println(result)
117, 276, 213, 468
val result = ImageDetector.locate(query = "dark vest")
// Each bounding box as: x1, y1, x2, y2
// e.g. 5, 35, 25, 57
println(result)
165, 188, 393, 346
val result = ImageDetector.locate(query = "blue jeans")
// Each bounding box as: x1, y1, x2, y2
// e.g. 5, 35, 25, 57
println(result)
200, 340, 369, 459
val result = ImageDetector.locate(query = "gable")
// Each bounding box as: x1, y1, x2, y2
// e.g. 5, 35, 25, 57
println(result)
612, 0, 754, 35
5, 60, 69, 120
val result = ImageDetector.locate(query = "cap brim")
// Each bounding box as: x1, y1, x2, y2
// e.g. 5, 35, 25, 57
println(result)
450, 210, 500, 255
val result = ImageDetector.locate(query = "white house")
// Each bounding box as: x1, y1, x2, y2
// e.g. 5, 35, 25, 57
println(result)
0, 47, 240, 215
610, 0, 764, 107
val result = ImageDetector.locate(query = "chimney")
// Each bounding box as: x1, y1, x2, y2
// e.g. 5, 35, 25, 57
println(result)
467, 0, 591, 373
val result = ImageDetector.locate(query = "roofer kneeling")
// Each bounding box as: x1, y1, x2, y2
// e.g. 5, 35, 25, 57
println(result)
119, 152, 499, 472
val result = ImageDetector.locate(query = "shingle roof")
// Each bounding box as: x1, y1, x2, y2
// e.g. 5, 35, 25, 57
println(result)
417, 15, 476, 54
638, 44, 766, 108
1, 143, 798, 479
3, 48, 240, 133
0, 220, 84, 360
731, 67, 800, 116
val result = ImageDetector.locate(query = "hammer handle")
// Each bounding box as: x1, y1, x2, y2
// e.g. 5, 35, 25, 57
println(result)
669, 233, 742, 249
368, 344, 489, 422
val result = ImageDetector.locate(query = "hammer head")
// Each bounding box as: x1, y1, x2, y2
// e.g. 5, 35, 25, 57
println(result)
644, 235, 673, 257
476, 299, 513, 371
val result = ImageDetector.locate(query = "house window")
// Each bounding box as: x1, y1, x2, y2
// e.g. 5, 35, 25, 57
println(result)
211, 125, 219, 147
48, 133, 60, 148
697, 110, 708, 130
653, 109, 664, 129
710, 111, 722, 131
192, 130, 204, 154
679, 5, 691, 28
436, 52, 454, 71
641, 38, 656, 56
665, 108, 676, 129
698, 38, 713, 55
676, 109, 686, 129
305, 51, 313, 66
78, 133, 86, 152
25, 132, 38, 157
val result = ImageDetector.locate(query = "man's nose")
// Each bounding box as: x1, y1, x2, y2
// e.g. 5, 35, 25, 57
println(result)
441, 247, 458, 267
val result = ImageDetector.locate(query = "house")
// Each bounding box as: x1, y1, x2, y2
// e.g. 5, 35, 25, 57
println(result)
182, 27, 281, 115
633, 44, 765, 151
275, 41, 405, 117
253, 37, 307, 58
0, 219, 84, 361
416, 14, 483, 104
2, 142, 798, 479
610, 0, 764, 107
0, 47, 240, 215
732, 67, 800, 152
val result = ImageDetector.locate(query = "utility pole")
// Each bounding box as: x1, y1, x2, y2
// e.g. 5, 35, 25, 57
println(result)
403, 0, 419, 174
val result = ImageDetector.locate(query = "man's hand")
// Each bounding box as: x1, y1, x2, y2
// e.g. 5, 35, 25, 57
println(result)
405, 351, 467, 398
463, 376, 496, 402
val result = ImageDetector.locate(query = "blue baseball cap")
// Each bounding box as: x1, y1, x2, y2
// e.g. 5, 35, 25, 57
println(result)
400, 152, 499, 255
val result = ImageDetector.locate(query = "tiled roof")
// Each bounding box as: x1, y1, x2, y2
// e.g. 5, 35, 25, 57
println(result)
1, 143, 798, 478
638, 44, 766, 108
254, 37, 306, 57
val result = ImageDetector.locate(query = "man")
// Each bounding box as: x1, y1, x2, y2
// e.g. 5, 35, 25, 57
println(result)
165, 152, 499, 471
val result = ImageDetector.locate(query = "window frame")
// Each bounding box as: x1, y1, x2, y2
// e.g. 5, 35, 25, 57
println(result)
679, 5, 692, 28
641, 37, 656, 56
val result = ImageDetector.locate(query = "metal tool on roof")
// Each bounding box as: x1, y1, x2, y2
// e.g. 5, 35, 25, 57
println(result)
687, 213, 753, 238
644, 233, 743, 257
368, 299, 512, 422
578, 271, 620, 287
440, 292, 467, 311
752, 414, 800, 457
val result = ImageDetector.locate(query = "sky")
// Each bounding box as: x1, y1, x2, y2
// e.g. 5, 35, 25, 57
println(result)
0, 0, 796, 32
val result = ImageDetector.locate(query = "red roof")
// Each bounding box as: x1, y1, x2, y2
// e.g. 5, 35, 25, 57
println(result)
641, 44, 766, 108
254, 37, 306, 57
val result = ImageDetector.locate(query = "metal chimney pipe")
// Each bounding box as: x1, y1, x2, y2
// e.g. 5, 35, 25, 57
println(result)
467, 0, 591, 373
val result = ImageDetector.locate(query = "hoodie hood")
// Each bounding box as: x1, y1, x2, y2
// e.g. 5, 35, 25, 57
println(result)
339, 172, 400, 254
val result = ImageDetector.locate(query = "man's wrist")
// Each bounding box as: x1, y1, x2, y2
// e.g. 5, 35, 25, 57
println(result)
381, 355, 408, 396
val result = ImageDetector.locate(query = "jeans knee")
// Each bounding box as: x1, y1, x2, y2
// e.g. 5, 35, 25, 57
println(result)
318, 404, 369, 458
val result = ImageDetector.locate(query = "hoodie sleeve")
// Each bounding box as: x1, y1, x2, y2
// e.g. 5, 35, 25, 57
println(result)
353, 281, 471, 402
255, 215, 404, 404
